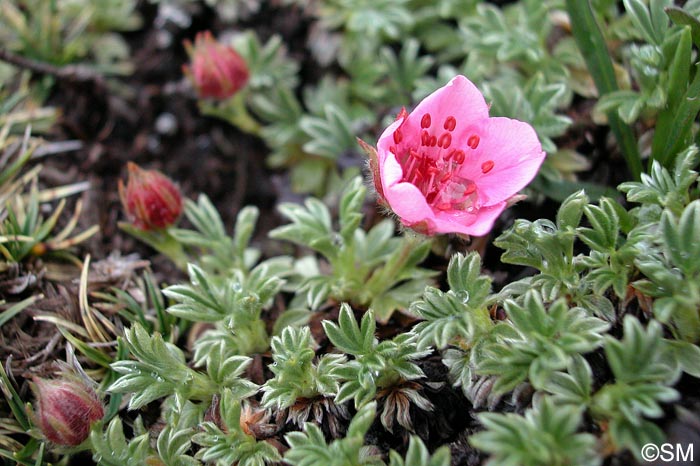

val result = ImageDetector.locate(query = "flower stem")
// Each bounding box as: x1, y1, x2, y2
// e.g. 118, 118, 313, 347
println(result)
200, 93, 261, 136
118, 222, 189, 270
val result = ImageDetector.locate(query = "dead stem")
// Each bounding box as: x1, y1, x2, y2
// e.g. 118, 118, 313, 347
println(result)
0, 48, 104, 87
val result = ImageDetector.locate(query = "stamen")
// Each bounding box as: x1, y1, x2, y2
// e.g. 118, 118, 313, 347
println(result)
426, 166, 438, 191
429, 135, 437, 147
421, 113, 432, 129
421, 130, 430, 146
453, 150, 466, 164
404, 150, 420, 177
438, 133, 452, 149
481, 160, 494, 174
467, 134, 480, 150
393, 129, 403, 144
411, 170, 424, 184
443, 116, 457, 131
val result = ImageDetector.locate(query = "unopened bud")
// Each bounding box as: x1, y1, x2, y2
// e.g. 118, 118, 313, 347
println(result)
183, 31, 249, 100
119, 162, 183, 231
32, 375, 104, 446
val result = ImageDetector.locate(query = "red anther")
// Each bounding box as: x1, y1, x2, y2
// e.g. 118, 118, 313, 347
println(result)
440, 172, 453, 183
467, 134, 480, 150
395, 107, 409, 121
389, 145, 396, 154
444, 116, 457, 131
481, 160, 494, 174
453, 150, 466, 164
421, 113, 432, 128
393, 129, 403, 144
438, 133, 452, 149
429, 135, 437, 147
421, 130, 430, 146
465, 183, 476, 195
426, 192, 437, 204
444, 149, 455, 161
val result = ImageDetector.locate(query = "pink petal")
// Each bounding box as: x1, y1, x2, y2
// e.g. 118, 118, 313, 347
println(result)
381, 155, 435, 224
409, 75, 490, 131
457, 117, 544, 205
377, 119, 403, 166
431, 202, 507, 236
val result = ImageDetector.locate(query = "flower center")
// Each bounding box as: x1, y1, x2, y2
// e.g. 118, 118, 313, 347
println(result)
393, 112, 492, 212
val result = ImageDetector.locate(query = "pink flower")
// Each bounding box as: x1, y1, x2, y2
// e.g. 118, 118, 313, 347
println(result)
183, 31, 249, 100
370, 75, 545, 236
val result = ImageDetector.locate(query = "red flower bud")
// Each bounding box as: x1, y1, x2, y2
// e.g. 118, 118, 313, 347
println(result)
183, 31, 249, 100
31, 375, 104, 446
119, 162, 183, 231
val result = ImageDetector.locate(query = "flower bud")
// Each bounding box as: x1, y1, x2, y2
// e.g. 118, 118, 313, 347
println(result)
31, 375, 104, 446
119, 162, 183, 231
183, 31, 249, 100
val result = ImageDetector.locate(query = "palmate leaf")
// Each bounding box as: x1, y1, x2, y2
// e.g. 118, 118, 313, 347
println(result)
272, 177, 433, 320
633, 202, 700, 342
471, 396, 599, 466
363, 237, 434, 323
412, 288, 489, 350
320, 0, 413, 40
495, 218, 573, 275
618, 146, 698, 214
590, 317, 682, 457
284, 402, 382, 466
193, 390, 281, 466
163, 264, 228, 322
477, 292, 608, 393
91, 417, 151, 466
169, 196, 265, 274
603, 317, 679, 385
109, 324, 217, 409
234, 31, 299, 90
339, 177, 366, 241
381, 38, 434, 104
270, 198, 336, 259
203, 345, 258, 398
578, 197, 621, 252
262, 326, 344, 409
446, 252, 492, 303
300, 104, 357, 160
660, 199, 700, 276
325, 305, 430, 417
156, 425, 199, 466
546, 354, 593, 406
412, 252, 495, 349
388, 436, 450, 466
323, 304, 376, 356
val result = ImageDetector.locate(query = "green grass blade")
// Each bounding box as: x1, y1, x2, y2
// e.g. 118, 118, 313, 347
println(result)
565, 0, 643, 180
